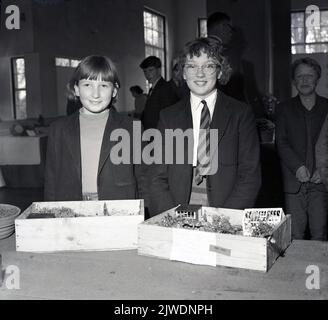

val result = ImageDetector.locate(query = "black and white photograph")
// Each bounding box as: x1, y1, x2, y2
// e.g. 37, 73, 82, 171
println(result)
0, 0, 327, 306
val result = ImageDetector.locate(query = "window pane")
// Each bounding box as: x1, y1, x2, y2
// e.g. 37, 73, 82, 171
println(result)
291, 44, 306, 54
15, 58, 25, 74
153, 30, 159, 47
144, 12, 152, 28
320, 26, 328, 42
17, 90, 26, 103
153, 48, 160, 57
158, 19, 164, 32
306, 27, 321, 42
144, 10, 166, 78
15, 74, 26, 89
306, 43, 328, 53
15, 91, 27, 120
70, 59, 81, 68
321, 11, 328, 26
291, 27, 304, 44
55, 58, 70, 67
291, 12, 304, 27
159, 51, 165, 65
144, 28, 153, 45
152, 15, 158, 31
158, 32, 164, 48
145, 46, 153, 57
199, 19, 207, 37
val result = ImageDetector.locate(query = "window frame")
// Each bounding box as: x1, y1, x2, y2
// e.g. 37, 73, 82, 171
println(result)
198, 18, 207, 38
291, 9, 328, 54
11, 56, 27, 120
143, 8, 167, 79
55, 57, 81, 68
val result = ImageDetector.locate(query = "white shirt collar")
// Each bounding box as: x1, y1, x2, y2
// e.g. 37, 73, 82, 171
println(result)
190, 89, 218, 119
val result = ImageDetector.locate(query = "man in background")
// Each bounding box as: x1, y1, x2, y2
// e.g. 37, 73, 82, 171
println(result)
275, 57, 328, 241
139, 56, 178, 129
129, 85, 147, 119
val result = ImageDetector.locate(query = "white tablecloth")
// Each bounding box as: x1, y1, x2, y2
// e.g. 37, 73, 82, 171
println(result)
0, 135, 46, 165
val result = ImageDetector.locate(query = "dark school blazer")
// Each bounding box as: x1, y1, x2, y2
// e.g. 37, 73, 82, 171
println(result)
316, 112, 328, 190
148, 91, 261, 216
44, 108, 147, 202
275, 95, 328, 194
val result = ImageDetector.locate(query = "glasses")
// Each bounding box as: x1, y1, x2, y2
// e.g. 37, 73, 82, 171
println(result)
184, 63, 220, 76
295, 74, 316, 81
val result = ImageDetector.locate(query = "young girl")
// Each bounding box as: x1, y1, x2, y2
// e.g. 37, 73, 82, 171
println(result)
44, 55, 145, 202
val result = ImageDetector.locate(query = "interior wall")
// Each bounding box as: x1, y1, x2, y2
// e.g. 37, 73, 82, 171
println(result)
271, 0, 292, 102
0, 57, 14, 120
207, 0, 292, 113
291, 0, 328, 10
207, 0, 268, 115
1, 0, 208, 118
173, 0, 207, 54
31, 0, 147, 115
0, 0, 34, 120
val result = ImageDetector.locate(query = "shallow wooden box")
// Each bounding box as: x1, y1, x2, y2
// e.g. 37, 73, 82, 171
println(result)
15, 199, 144, 252
138, 206, 291, 272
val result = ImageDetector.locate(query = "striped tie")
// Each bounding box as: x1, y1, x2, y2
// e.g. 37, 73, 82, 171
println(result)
195, 100, 211, 185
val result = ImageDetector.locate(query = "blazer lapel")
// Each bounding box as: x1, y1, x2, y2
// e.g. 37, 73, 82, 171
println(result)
175, 96, 193, 165
210, 91, 232, 157
98, 108, 123, 176
65, 113, 82, 181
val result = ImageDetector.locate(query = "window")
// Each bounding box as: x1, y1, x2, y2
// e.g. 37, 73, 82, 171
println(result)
55, 57, 81, 67
291, 10, 328, 54
11, 58, 27, 120
143, 9, 166, 78
198, 18, 207, 37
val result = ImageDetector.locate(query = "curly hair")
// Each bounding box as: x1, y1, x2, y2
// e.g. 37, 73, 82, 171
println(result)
178, 37, 232, 85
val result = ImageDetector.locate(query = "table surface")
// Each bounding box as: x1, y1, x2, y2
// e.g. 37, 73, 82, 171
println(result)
0, 235, 327, 300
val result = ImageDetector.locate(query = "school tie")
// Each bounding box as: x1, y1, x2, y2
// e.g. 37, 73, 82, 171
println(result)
195, 100, 211, 185
148, 86, 153, 97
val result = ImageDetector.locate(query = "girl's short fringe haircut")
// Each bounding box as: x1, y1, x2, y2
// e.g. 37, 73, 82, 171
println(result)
178, 37, 232, 85
67, 55, 120, 104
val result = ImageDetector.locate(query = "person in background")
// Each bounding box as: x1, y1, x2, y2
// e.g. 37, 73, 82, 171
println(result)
275, 57, 328, 241
148, 37, 261, 217
207, 11, 245, 102
44, 55, 146, 203
129, 85, 147, 119
168, 56, 189, 100
139, 56, 179, 129
316, 112, 328, 191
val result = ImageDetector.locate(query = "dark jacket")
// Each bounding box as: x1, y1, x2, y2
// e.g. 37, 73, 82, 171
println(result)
275, 95, 328, 193
148, 91, 261, 216
44, 108, 147, 202
141, 77, 179, 130
316, 112, 328, 190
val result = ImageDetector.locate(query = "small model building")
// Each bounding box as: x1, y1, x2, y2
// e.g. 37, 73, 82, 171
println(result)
175, 205, 203, 220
